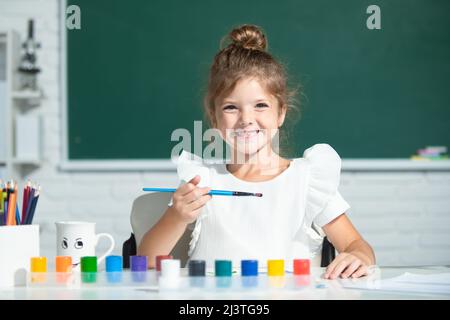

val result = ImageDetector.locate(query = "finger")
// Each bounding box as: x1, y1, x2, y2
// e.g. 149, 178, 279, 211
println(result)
329, 260, 351, 280
341, 259, 362, 279
325, 256, 342, 276
351, 265, 369, 278
184, 187, 211, 203
189, 175, 201, 185
187, 194, 212, 211
177, 176, 201, 195
324, 254, 347, 278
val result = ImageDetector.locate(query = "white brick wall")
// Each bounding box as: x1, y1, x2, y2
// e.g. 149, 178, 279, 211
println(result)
342, 172, 450, 266
1, 0, 449, 267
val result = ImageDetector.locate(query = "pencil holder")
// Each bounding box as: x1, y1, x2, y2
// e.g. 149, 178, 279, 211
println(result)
0, 224, 39, 287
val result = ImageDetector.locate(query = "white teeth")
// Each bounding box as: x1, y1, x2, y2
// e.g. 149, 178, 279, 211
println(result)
234, 130, 260, 137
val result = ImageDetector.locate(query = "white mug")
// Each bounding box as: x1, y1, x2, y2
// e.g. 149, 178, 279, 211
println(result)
55, 221, 115, 268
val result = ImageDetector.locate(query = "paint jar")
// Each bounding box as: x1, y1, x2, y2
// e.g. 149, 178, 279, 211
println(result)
30, 256, 47, 284
130, 255, 148, 283
105, 255, 123, 284
159, 259, 183, 292
80, 256, 97, 283
291, 259, 311, 289
214, 260, 232, 290
238, 260, 261, 291
188, 260, 206, 289
267, 260, 286, 289
55, 256, 73, 284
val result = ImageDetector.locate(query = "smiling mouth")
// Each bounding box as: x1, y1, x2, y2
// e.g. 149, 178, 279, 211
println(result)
232, 129, 262, 138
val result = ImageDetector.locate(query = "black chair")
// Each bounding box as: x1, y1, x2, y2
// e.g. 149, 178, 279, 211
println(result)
320, 237, 336, 267
122, 233, 136, 269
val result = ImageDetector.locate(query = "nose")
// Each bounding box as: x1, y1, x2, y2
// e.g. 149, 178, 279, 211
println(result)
239, 107, 254, 126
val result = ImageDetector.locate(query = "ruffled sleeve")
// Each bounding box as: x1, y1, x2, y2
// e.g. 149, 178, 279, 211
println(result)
167, 150, 211, 207
303, 143, 346, 227
176, 150, 211, 187
294, 144, 350, 257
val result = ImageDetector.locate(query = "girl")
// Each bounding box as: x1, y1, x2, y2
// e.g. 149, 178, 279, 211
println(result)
138, 25, 375, 279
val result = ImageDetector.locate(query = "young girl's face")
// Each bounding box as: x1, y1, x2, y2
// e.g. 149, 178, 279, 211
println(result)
213, 78, 286, 159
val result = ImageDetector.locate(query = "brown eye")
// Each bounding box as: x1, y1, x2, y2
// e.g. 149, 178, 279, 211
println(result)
255, 103, 269, 109
223, 105, 237, 110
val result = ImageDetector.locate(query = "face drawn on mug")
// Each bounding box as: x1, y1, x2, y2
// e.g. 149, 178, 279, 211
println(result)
61, 237, 84, 249
55, 221, 115, 268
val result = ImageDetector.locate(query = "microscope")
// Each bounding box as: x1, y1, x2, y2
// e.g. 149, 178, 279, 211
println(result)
18, 19, 41, 91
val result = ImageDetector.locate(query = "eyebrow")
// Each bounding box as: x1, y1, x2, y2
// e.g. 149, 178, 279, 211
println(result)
222, 98, 269, 105
221, 99, 237, 104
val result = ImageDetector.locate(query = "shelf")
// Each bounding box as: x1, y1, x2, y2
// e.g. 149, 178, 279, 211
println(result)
59, 159, 450, 172
342, 159, 450, 171
12, 89, 42, 100
1, 30, 43, 178
11, 158, 40, 166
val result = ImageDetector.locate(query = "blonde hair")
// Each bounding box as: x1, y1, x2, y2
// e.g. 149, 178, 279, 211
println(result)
203, 24, 300, 156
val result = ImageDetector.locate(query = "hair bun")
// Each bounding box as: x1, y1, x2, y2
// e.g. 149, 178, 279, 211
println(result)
228, 24, 267, 51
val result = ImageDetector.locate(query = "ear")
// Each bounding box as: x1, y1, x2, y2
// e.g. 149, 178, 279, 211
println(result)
209, 108, 218, 128
278, 105, 287, 128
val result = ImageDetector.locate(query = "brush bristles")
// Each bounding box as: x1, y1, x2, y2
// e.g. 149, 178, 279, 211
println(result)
255, 193, 263, 197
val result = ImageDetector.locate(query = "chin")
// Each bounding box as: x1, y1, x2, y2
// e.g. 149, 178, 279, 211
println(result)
231, 142, 268, 162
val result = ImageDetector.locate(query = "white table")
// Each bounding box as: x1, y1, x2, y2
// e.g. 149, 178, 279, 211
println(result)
1, 266, 449, 300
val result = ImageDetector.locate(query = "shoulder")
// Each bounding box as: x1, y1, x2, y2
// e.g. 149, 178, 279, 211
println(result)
302, 143, 342, 166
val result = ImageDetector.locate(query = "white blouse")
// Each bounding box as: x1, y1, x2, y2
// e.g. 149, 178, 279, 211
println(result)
170, 144, 350, 271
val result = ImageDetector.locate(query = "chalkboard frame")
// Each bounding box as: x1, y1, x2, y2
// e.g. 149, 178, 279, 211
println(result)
59, 0, 450, 172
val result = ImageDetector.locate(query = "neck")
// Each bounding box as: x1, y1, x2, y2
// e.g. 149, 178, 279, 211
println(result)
227, 144, 287, 176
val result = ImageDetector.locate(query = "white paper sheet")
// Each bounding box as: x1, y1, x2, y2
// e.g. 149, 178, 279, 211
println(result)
341, 272, 450, 295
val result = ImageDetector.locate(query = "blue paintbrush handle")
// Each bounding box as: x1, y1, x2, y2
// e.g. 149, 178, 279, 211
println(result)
142, 188, 233, 196
142, 188, 176, 193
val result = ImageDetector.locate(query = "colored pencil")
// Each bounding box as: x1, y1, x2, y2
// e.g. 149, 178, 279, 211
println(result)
6, 182, 17, 225
21, 181, 31, 223
25, 188, 39, 225
0, 180, 3, 215
15, 202, 20, 225
23, 186, 35, 225
0, 181, 4, 226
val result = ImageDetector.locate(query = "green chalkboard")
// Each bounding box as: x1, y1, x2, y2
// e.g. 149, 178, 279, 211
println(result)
67, 0, 450, 160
